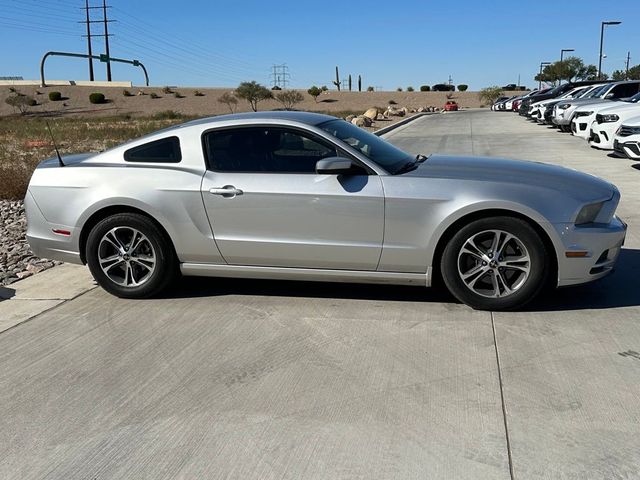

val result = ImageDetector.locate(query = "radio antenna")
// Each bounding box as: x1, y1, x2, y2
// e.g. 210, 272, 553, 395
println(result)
45, 121, 65, 167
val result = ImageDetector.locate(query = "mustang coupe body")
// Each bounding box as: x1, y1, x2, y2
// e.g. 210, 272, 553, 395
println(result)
26, 111, 626, 309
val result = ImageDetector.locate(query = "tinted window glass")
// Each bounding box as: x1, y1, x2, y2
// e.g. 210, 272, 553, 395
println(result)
319, 119, 413, 173
610, 83, 640, 98
205, 127, 337, 173
124, 136, 181, 163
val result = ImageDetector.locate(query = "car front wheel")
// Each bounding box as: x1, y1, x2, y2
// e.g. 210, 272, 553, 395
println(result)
86, 213, 177, 298
441, 216, 549, 310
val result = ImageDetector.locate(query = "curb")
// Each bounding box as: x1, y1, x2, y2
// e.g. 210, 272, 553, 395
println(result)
374, 112, 432, 136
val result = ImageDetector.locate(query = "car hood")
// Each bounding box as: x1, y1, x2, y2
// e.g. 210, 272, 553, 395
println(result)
575, 100, 626, 113
401, 154, 614, 203
598, 102, 640, 116
558, 98, 609, 108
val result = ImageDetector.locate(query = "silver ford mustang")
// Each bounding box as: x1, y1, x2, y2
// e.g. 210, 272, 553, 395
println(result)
25, 111, 626, 310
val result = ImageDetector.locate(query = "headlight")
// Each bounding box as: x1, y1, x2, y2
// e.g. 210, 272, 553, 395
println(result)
575, 202, 604, 225
597, 113, 619, 123
574, 111, 593, 118
558, 104, 571, 110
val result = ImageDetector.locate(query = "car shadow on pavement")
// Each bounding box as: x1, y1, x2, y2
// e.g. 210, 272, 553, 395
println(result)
0, 286, 16, 301
526, 248, 640, 311
167, 275, 454, 304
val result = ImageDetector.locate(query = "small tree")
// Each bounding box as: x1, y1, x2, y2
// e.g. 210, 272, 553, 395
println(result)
5, 95, 37, 115
367, 86, 374, 92
612, 70, 626, 81
320, 85, 328, 91
407, 86, 415, 92
479, 86, 504, 105
218, 91, 239, 113
419, 85, 430, 92
457, 84, 468, 92
396, 87, 403, 92
307, 85, 322, 102
275, 90, 304, 110
235, 81, 272, 112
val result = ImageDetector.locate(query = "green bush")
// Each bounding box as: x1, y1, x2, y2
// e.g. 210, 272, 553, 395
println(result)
89, 92, 106, 104
367, 86, 374, 92
320, 85, 329, 91
407, 86, 415, 92
307, 85, 322, 102
396, 87, 403, 92
419, 85, 430, 92
457, 84, 468, 92
49, 91, 62, 101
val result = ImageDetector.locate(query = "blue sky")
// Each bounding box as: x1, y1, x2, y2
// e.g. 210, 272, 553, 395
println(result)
1, 0, 639, 90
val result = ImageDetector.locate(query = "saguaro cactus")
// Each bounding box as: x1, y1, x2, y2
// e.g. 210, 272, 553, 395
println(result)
358, 75, 362, 92
333, 66, 341, 91
348, 74, 352, 92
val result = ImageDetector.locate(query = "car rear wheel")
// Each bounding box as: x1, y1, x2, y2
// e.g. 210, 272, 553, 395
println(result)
440, 216, 549, 311
86, 213, 177, 298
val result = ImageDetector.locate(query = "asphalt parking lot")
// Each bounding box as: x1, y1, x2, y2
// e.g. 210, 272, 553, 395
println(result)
2, 110, 640, 479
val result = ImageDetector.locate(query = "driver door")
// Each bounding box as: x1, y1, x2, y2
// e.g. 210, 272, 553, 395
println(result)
200, 126, 384, 270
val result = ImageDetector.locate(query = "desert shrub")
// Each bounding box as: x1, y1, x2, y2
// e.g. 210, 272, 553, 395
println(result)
320, 85, 328, 91
150, 92, 159, 99
173, 91, 184, 98
122, 89, 133, 97
235, 81, 272, 112
420, 85, 430, 92
275, 90, 304, 110
479, 86, 504, 105
407, 86, 415, 92
194, 90, 205, 96
396, 87, 403, 92
153, 110, 183, 120
49, 91, 62, 101
367, 86, 374, 92
307, 86, 322, 102
162, 86, 173, 94
89, 92, 106, 104
5, 95, 37, 114
388, 99, 397, 105
218, 91, 238, 113
457, 84, 468, 92
8, 87, 18, 94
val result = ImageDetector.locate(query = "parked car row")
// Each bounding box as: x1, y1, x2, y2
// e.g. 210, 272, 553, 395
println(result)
492, 80, 640, 161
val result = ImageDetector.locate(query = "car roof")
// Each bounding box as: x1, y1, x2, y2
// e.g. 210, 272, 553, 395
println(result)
181, 111, 337, 129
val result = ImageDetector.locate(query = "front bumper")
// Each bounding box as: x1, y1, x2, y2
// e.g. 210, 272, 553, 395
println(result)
554, 216, 627, 287
570, 115, 594, 139
588, 122, 618, 150
613, 138, 640, 159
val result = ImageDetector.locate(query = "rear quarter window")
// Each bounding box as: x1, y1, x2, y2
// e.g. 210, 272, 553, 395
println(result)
124, 136, 182, 163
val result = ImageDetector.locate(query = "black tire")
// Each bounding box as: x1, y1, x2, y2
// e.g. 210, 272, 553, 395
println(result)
440, 216, 549, 311
86, 213, 177, 298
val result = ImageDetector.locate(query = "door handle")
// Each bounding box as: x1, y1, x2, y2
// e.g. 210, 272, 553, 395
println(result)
209, 185, 243, 198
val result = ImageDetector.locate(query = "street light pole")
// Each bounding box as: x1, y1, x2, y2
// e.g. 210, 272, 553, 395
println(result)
559, 49, 574, 84
598, 21, 621, 80
539, 62, 551, 90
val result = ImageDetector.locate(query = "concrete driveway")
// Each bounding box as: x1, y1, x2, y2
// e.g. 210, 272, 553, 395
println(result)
1, 110, 639, 479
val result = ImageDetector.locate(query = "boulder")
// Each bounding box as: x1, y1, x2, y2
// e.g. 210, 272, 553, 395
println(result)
363, 107, 378, 121
345, 114, 356, 122
352, 115, 372, 127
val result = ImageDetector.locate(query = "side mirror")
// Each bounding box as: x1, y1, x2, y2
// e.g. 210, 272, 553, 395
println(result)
315, 157, 362, 175
605, 92, 615, 99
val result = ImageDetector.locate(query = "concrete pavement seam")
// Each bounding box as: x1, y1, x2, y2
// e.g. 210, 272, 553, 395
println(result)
0, 285, 97, 336
491, 311, 515, 480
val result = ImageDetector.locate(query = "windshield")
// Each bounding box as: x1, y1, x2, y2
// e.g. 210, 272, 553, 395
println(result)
626, 92, 640, 103
592, 83, 614, 98
576, 85, 599, 98
318, 119, 413, 173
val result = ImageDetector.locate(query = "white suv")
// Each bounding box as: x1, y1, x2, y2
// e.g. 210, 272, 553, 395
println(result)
589, 95, 640, 150
613, 115, 640, 160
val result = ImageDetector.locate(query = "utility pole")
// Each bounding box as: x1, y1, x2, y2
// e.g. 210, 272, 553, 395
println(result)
270, 64, 290, 89
102, 0, 112, 81
81, 0, 94, 81
626, 51, 631, 80
81, 1, 115, 81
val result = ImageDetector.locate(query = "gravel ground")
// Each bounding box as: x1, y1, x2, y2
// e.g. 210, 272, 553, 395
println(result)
0, 200, 61, 286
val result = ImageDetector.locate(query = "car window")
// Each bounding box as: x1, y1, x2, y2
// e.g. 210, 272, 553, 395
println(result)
124, 136, 181, 163
204, 127, 337, 173
319, 119, 413, 173
609, 83, 640, 98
